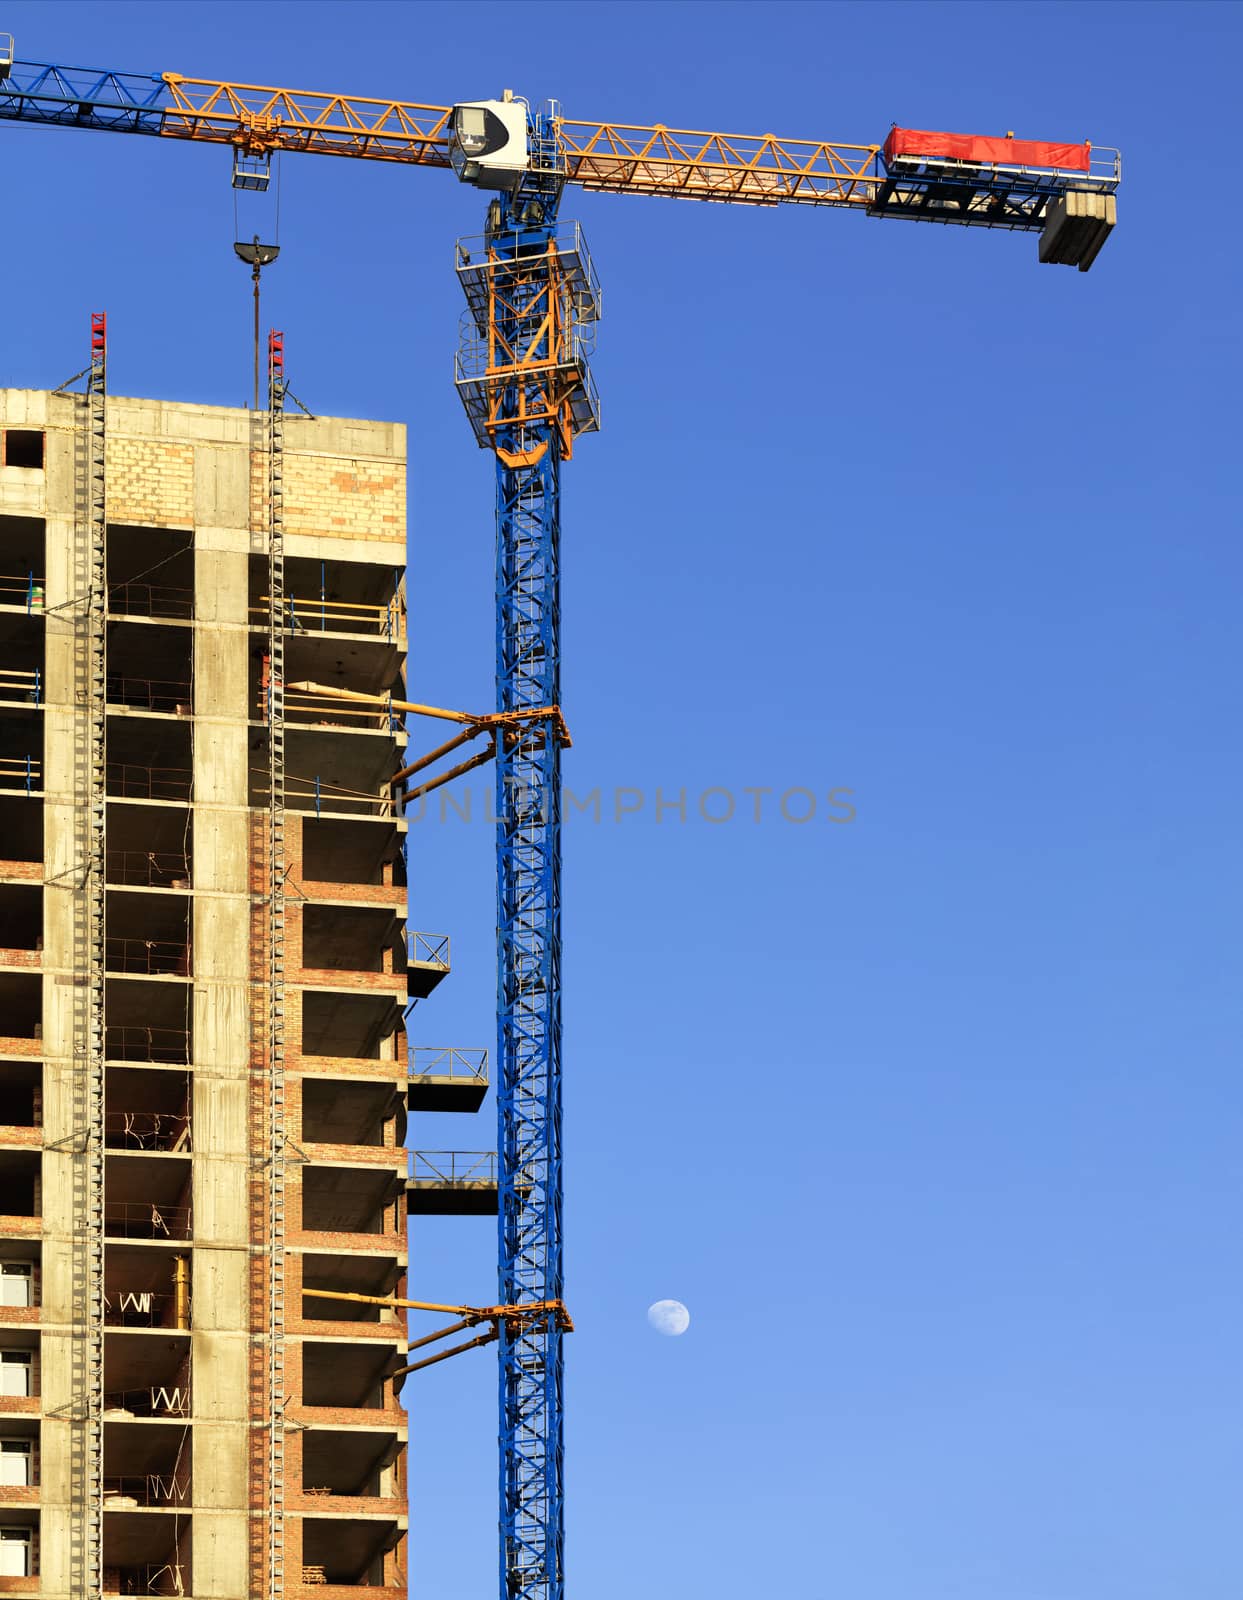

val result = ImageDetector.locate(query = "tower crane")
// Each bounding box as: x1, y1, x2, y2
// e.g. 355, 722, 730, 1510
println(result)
0, 39, 1121, 1600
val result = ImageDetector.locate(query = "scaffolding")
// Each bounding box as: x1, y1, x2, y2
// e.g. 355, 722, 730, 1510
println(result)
249, 332, 288, 1600
68, 310, 108, 1600
266, 331, 288, 1600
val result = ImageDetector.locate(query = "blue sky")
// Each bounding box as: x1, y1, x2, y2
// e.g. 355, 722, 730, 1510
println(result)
5, 2, 1241, 1596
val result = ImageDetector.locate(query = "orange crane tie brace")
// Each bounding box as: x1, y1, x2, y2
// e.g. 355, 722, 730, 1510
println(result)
283, 680, 571, 802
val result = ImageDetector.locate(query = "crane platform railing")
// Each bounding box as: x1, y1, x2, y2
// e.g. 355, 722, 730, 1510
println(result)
407, 932, 450, 972
456, 222, 602, 333
884, 142, 1121, 188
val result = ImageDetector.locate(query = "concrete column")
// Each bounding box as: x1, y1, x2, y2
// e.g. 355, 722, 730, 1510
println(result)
189, 474, 253, 1599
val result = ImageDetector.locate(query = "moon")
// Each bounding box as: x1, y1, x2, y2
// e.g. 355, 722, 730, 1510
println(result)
647, 1299, 690, 1337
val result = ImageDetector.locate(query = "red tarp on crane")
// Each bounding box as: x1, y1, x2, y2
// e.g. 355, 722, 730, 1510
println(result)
883, 127, 1091, 173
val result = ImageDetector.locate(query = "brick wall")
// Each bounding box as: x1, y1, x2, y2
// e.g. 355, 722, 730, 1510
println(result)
106, 438, 195, 527
285, 456, 405, 546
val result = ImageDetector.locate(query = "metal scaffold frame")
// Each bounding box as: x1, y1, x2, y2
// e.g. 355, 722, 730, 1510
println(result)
68, 310, 108, 1600
265, 330, 288, 1600
247, 333, 288, 1600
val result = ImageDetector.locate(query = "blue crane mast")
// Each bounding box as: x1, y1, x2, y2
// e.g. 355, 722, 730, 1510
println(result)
451, 105, 598, 1600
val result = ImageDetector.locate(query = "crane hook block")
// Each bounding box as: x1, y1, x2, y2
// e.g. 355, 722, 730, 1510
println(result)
449, 99, 528, 192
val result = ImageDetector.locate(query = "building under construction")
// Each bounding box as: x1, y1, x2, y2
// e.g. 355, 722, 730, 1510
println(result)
0, 373, 482, 1599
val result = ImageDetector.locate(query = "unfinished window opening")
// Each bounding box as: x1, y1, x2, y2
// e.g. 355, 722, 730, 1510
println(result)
0, 884, 42, 951
301, 1079, 397, 1147
0, 1153, 40, 1217
0, 795, 42, 862
3, 432, 44, 470
302, 903, 402, 976
0, 1063, 41, 1128
301, 1341, 396, 1409
103, 1330, 190, 1417
301, 817, 402, 888
108, 525, 194, 621
301, 1428, 399, 1498
301, 1165, 398, 1236
0, 515, 46, 616
300, 1255, 403, 1325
